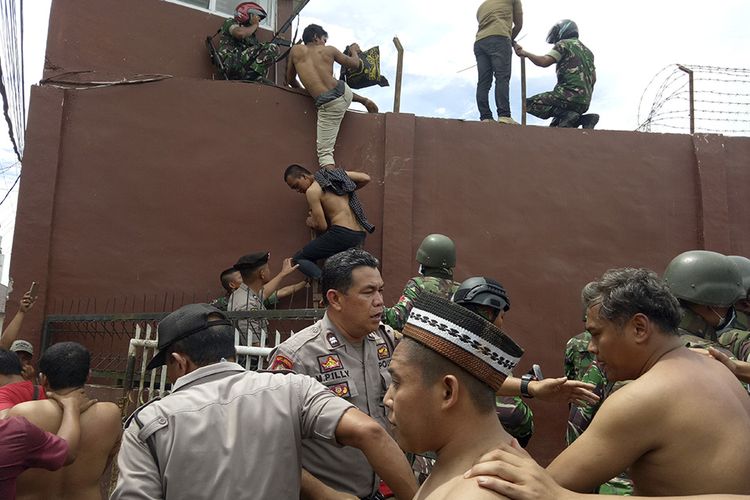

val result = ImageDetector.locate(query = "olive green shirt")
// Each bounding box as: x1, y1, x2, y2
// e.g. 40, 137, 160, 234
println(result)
476, 0, 522, 41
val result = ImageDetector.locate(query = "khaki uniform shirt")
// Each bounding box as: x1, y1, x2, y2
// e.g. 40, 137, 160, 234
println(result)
269, 313, 396, 498
227, 283, 267, 346
476, 0, 521, 41
111, 362, 353, 500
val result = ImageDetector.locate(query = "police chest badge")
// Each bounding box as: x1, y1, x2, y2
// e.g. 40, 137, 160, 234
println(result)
377, 343, 390, 360
318, 354, 343, 373
329, 382, 351, 398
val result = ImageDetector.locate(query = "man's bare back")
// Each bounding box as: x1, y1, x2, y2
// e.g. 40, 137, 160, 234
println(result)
10, 398, 122, 500
289, 44, 341, 98
549, 348, 750, 495
308, 181, 363, 232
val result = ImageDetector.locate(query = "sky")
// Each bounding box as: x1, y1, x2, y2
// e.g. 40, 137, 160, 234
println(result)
0, 0, 748, 285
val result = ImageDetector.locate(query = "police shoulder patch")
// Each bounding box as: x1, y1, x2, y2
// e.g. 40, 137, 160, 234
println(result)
269, 355, 294, 371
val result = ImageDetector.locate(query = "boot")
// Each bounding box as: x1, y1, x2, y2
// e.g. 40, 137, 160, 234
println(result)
550, 111, 581, 128
579, 114, 600, 129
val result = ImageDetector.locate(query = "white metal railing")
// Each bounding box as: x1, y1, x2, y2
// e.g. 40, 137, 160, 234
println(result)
127, 324, 284, 405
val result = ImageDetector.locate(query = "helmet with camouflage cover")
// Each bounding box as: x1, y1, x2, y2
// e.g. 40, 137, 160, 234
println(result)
416, 234, 456, 268
452, 277, 510, 313
663, 250, 745, 307
728, 255, 750, 296
546, 19, 579, 44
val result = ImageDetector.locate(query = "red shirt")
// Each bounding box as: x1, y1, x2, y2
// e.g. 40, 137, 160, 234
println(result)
0, 416, 68, 499
0, 381, 46, 411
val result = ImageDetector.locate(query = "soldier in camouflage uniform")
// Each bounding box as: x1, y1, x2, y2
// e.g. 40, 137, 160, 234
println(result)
209, 267, 243, 311
452, 277, 534, 447
382, 234, 461, 332
513, 19, 598, 129
663, 250, 750, 388
217, 2, 278, 82
729, 255, 750, 328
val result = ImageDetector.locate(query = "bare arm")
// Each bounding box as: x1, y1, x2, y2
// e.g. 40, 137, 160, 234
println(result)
332, 45, 362, 71
513, 44, 555, 68
497, 376, 599, 406
300, 469, 357, 500
511, 6, 523, 40
351, 93, 378, 113
260, 258, 299, 299
49, 390, 96, 465
305, 184, 328, 232
467, 440, 750, 500
547, 388, 652, 492
708, 346, 750, 383
0, 291, 36, 350
286, 47, 302, 88
344, 171, 370, 189
275, 281, 307, 300
335, 408, 417, 500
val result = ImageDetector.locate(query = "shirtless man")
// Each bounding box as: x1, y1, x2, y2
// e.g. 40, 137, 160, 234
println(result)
385, 291, 525, 499
466, 268, 750, 497
286, 23, 377, 169
9, 342, 122, 500
284, 163, 374, 279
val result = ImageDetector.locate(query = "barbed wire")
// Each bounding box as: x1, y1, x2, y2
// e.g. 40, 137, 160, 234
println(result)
637, 64, 750, 135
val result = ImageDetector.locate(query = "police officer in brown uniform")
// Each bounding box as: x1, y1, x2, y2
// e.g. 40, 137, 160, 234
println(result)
269, 248, 396, 499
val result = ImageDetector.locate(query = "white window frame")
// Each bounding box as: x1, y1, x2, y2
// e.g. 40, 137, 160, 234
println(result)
162, 0, 277, 31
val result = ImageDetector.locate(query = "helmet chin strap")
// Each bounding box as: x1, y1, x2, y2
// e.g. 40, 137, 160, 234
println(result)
708, 306, 726, 325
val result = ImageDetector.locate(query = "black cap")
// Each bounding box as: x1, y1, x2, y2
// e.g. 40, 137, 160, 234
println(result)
147, 304, 233, 370
233, 251, 270, 271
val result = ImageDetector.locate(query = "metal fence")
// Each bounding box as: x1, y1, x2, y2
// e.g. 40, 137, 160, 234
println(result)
42, 308, 325, 390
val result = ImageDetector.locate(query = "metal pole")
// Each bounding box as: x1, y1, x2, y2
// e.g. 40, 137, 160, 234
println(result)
520, 57, 527, 125
677, 65, 694, 134
393, 37, 404, 113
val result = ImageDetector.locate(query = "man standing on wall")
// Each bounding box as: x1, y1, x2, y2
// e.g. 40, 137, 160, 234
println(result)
514, 19, 599, 128
474, 0, 523, 124
286, 24, 377, 170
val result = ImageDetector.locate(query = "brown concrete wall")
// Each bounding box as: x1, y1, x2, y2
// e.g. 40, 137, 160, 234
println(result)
44, 0, 293, 83
11, 0, 750, 466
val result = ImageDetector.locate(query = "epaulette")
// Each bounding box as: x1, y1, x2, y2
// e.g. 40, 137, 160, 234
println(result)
123, 397, 162, 430
256, 368, 296, 375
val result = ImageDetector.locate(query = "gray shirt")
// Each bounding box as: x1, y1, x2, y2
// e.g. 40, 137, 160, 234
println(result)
227, 283, 269, 346
269, 312, 396, 497
111, 362, 353, 500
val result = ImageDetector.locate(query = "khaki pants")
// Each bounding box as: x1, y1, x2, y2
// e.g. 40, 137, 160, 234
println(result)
316, 83, 353, 167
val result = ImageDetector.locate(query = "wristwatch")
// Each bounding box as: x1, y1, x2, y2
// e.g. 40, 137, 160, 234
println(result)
520, 374, 535, 399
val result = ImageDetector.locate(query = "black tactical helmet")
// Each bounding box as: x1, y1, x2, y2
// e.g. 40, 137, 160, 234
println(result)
416, 234, 456, 268
452, 277, 510, 313
546, 19, 579, 44
728, 255, 750, 296
663, 250, 745, 307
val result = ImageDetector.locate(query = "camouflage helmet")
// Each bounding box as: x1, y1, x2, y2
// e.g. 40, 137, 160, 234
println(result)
663, 250, 745, 307
728, 255, 750, 296
416, 234, 456, 268
453, 277, 510, 313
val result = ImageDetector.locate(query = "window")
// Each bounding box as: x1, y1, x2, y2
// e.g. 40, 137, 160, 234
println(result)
165, 0, 277, 31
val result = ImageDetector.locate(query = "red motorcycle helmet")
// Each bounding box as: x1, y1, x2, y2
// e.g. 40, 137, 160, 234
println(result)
234, 2, 267, 24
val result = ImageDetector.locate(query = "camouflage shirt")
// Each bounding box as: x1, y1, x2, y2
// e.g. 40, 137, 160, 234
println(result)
547, 38, 596, 108
382, 273, 460, 331
209, 295, 229, 311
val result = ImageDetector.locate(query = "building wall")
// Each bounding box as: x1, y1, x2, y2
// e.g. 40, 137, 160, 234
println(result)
11, 0, 750, 464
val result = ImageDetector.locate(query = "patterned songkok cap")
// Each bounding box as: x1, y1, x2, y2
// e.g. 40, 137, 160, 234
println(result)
403, 292, 524, 391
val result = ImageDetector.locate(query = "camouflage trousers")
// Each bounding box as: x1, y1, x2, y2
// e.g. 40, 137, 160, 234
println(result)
220, 43, 278, 81
526, 90, 589, 121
